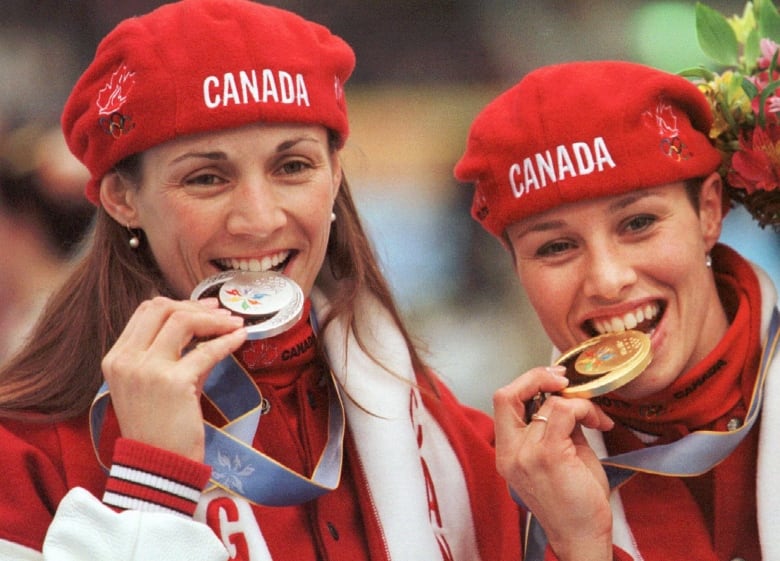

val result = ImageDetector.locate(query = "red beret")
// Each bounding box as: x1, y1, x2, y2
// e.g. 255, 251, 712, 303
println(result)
62, 0, 355, 205
454, 61, 723, 239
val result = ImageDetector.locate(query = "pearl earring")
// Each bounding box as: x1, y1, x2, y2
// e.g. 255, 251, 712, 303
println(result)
330, 211, 336, 223
705, 253, 712, 268
127, 225, 140, 249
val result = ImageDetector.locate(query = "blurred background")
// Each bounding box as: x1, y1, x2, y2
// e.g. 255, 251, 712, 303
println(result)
2, 0, 778, 411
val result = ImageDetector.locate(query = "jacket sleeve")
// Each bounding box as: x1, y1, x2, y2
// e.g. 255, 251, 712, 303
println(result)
0, 424, 229, 560
0, 487, 228, 561
44, 438, 228, 561
41, 487, 228, 561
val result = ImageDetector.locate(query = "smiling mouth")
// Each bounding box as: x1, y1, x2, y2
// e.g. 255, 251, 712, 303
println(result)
584, 301, 665, 337
213, 250, 293, 273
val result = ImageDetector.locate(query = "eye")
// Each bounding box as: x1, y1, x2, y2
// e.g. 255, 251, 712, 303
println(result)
184, 172, 226, 187
536, 238, 576, 257
622, 214, 656, 233
277, 158, 313, 176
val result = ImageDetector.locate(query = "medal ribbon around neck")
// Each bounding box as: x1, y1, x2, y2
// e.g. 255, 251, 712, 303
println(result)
90, 271, 345, 506
600, 307, 778, 487
90, 345, 346, 506
522, 308, 779, 561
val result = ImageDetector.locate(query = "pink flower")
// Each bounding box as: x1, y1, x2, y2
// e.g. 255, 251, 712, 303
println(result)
769, 96, 780, 115
746, 68, 780, 125
757, 38, 780, 69
728, 124, 780, 193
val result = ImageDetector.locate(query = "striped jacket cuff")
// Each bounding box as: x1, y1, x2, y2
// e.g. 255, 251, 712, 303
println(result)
103, 438, 212, 517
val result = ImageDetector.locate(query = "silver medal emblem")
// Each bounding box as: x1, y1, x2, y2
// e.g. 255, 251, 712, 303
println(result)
191, 270, 304, 339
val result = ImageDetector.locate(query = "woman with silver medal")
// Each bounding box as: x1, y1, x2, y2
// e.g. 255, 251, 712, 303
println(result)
0, 1, 523, 559
455, 59, 780, 560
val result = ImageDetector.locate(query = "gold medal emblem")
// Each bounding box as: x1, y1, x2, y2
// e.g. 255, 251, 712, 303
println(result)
555, 330, 652, 398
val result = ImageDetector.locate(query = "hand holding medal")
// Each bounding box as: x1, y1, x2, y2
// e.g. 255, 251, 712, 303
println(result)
527, 330, 652, 421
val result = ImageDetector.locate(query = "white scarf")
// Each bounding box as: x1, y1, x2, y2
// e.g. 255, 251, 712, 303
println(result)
313, 288, 482, 561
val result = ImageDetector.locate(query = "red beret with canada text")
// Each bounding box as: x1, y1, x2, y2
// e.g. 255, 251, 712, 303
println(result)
62, 0, 355, 205
454, 61, 723, 239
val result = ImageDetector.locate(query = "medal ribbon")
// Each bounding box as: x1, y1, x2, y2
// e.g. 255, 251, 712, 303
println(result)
522, 307, 779, 561
599, 307, 777, 484
90, 351, 345, 506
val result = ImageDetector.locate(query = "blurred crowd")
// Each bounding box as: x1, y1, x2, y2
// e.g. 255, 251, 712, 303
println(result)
0, 122, 94, 364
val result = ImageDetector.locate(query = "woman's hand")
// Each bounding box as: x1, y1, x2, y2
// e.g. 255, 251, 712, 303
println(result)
493, 366, 615, 561
101, 297, 247, 462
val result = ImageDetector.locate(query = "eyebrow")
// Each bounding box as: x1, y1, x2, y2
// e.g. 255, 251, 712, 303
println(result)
276, 136, 319, 152
171, 151, 226, 164
606, 190, 656, 212
170, 136, 321, 164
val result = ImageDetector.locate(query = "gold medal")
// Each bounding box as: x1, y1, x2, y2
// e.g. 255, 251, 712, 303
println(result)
555, 330, 652, 398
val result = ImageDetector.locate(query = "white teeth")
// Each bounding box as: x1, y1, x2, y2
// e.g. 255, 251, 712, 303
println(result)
218, 251, 289, 273
592, 302, 660, 335
610, 317, 626, 332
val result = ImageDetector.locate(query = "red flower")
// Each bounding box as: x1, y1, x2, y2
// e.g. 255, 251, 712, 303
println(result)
728, 124, 780, 194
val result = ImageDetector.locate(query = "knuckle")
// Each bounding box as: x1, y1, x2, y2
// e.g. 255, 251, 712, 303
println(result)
194, 341, 220, 361
100, 354, 116, 377
168, 308, 190, 323
493, 386, 512, 406
102, 348, 150, 385
544, 394, 569, 414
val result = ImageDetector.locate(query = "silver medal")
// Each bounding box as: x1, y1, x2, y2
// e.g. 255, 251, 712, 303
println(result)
191, 270, 304, 339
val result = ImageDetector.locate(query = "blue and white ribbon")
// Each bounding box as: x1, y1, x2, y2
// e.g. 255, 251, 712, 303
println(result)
90, 353, 345, 506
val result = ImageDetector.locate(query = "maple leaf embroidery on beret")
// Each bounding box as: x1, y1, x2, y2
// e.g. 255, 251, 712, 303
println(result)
97, 65, 136, 115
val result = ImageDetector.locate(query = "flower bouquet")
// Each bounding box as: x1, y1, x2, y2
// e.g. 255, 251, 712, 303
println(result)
680, 0, 780, 230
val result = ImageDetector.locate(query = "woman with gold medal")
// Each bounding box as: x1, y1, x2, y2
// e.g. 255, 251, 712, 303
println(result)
455, 24, 780, 561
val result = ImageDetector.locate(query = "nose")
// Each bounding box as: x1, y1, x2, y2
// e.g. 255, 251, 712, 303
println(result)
581, 241, 637, 301
225, 176, 287, 237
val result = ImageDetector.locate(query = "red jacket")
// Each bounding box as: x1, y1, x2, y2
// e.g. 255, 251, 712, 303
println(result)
0, 369, 522, 560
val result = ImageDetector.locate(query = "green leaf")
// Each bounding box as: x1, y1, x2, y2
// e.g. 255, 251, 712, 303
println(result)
696, 2, 740, 65
757, 0, 780, 43
757, 77, 780, 124
742, 75, 759, 99
745, 28, 761, 72
678, 66, 716, 80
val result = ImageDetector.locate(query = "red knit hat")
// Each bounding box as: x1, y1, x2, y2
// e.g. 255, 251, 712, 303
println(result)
62, 0, 355, 205
454, 61, 723, 239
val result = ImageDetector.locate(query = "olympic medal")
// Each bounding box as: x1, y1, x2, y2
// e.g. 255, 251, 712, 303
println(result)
555, 330, 652, 398
191, 270, 304, 339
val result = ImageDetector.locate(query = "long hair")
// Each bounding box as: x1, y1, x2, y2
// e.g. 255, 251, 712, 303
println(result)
0, 147, 428, 420
320, 171, 429, 383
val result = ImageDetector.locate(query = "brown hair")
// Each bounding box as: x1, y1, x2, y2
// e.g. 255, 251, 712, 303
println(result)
0, 144, 428, 420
